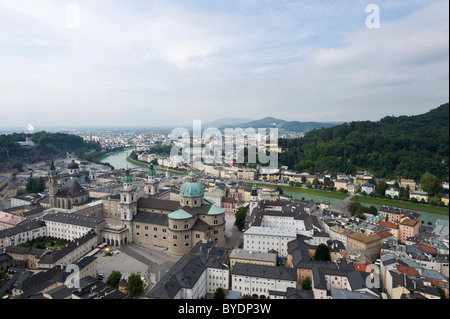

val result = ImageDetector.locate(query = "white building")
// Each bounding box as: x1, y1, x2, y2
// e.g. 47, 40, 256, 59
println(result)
231, 262, 297, 299
42, 212, 106, 241
385, 187, 400, 198
243, 226, 297, 257
0, 219, 47, 249
361, 183, 376, 194
260, 214, 313, 237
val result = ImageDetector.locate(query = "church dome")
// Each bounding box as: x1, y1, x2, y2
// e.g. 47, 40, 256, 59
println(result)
179, 170, 204, 198
68, 160, 79, 170
148, 164, 157, 177
123, 169, 133, 183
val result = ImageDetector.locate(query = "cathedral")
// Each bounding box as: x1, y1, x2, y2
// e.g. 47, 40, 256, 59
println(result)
48, 162, 227, 256
48, 160, 89, 209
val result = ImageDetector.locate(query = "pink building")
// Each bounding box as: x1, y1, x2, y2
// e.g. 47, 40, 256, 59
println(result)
399, 218, 420, 243
221, 197, 237, 213
0, 211, 26, 230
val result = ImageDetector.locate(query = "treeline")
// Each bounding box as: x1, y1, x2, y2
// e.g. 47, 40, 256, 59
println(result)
278, 103, 449, 181
0, 131, 102, 170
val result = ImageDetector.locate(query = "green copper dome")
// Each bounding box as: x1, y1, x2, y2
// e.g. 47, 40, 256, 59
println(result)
148, 164, 157, 177
123, 169, 133, 183
179, 170, 204, 198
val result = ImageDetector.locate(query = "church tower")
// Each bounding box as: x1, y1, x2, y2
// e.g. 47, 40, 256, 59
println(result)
120, 169, 137, 221
145, 164, 159, 196
249, 185, 259, 214
48, 160, 58, 208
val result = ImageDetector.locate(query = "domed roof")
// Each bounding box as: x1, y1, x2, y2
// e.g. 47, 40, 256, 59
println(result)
68, 160, 79, 169
148, 164, 157, 177
123, 169, 133, 183
179, 170, 204, 198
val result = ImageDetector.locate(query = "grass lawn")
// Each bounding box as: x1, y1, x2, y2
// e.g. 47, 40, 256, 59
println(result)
249, 183, 350, 200
19, 237, 69, 252
353, 195, 449, 215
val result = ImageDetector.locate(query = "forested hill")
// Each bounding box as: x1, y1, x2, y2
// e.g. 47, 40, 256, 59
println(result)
0, 131, 101, 170
278, 103, 449, 181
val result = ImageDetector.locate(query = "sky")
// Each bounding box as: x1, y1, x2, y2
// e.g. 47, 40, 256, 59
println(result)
0, 0, 448, 128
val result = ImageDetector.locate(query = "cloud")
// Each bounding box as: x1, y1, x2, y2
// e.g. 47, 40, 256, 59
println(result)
0, 0, 448, 127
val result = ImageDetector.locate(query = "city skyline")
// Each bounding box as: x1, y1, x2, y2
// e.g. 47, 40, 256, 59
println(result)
0, 0, 448, 127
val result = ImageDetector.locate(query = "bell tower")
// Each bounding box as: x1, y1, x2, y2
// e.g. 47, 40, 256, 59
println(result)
249, 185, 259, 214
145, 164, 159, 196
48, 160, 58, 208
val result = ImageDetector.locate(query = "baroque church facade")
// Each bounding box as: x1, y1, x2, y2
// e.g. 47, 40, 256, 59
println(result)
48, 163, 227, 256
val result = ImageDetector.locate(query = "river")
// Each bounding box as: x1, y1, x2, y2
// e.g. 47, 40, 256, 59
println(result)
101, 148, 144, 171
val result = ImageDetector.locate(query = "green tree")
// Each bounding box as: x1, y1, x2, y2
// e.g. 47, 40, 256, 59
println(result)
127, 273, 144, 297
234, 206, 247, 231
25, 177, 37, 193
106, 271, 122, 288
213, 287, 226, 299
275, 186, 284, 195
313, 244, 331, 261
37, 176, 46, 192
420, 172, 443, 197
376, 181, 387, 196
302, 276, 312, 290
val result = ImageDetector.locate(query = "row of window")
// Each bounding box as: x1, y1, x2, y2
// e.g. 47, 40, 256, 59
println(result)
135, 233, 203, 240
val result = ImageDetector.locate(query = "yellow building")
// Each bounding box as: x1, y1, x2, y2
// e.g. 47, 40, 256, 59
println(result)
229, 249, 277, 272
335, 179, 349, 191
442, 194, 449, 206
118, 279, 128, 294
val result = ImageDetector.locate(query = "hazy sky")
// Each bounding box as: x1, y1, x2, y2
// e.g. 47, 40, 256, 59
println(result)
0, 0, 448, 128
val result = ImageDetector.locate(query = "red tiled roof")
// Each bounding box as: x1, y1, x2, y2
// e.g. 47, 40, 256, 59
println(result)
416, 243, 437, 254
375, 230, 394, 239
379, 220, 399, 229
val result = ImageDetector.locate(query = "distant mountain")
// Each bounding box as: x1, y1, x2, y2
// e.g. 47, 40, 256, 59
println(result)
278, 103, 449, 181
203, 117, 254, 128
219, 116, 341, 133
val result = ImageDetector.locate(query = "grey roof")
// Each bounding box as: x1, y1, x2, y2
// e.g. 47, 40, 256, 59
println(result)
5, 246, 47, 258
147, 241, 229, 299
137, 197, 180, 211
56, 179, 87, 197
284, 287, 314, 299
17, 266, 64, 299
72, 276, 130, 299
251, 199, 316, 230
133, 211, 168, 226
38, 231, 97, 266
330, 287, 379, 299
146, 254, 207, 299
42, 212, 104, 228
44, 285, 74, 299
232, 262, 297, 282
0, 219, 46, 238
